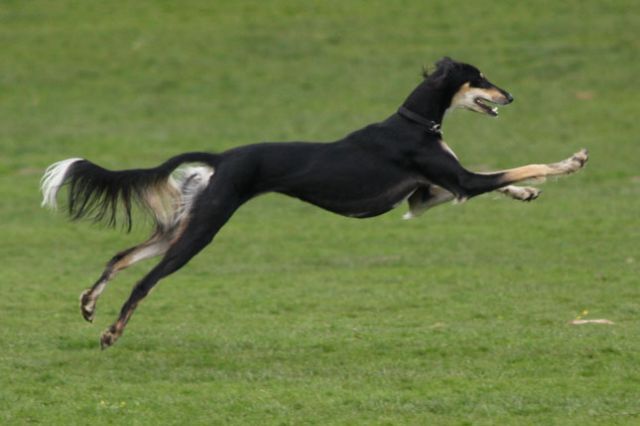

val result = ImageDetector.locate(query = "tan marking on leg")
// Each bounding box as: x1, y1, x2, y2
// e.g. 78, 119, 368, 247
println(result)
97, 214, 193, 346
144, 180, 182, 228
498, 149, 588, 185
79, 232, 172, 322
111, 239, 171, 272
499, 164, 554, 183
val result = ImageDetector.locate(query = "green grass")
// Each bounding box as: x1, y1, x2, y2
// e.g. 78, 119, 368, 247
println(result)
1, 0, 640, 424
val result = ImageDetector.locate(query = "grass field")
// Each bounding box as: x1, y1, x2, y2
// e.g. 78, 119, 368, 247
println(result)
1, 1, 639, 424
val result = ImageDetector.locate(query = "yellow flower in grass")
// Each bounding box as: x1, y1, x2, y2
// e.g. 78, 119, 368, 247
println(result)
575, 309, 589, 320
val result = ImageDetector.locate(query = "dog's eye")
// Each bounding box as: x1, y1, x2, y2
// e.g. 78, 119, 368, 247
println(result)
472, 76, 491, 88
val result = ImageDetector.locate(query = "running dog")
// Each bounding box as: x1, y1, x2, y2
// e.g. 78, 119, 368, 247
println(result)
41, 57, 588, 349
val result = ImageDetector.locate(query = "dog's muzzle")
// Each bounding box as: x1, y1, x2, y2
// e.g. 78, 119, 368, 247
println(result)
474, 87, 513, 116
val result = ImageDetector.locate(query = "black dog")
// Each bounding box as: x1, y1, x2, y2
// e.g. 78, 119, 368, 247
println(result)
41, 57, 588, 348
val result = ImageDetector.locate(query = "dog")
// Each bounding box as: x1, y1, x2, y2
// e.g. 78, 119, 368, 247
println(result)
41, 57, 588, 349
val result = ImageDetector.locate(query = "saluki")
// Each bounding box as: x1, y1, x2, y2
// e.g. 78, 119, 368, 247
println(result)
41, 57, 588, 349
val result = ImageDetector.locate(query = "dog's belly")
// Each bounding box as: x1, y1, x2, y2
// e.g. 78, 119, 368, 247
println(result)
286, 178, 420, 218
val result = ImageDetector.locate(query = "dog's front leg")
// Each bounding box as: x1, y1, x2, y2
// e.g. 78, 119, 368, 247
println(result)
414, 148, 588, 200
403, 184, 542, 220
459, 149, 588, 197
403, 185, 455, 219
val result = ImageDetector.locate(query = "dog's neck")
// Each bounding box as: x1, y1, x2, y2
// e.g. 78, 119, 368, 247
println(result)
400, 81, 454, 131
397, 106, 442, 135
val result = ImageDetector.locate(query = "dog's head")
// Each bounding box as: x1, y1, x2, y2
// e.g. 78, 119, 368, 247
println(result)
425, 57, 513, 117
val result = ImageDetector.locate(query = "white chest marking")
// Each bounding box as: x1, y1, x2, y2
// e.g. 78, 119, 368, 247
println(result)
439, 140, 458, 160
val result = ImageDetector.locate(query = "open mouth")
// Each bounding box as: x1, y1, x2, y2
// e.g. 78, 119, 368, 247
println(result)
473, 97, 499, 117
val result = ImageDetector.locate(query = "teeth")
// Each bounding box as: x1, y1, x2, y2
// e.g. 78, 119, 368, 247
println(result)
491, 107, 498, 114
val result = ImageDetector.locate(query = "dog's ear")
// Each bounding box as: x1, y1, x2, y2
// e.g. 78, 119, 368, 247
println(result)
424, 57, 458, 84
436, 56, 454, 67
435, 57, 458, 75
421, 64, 430, 79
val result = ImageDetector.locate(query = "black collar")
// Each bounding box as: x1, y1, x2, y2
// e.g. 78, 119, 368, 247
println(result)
397, 106, 442, 135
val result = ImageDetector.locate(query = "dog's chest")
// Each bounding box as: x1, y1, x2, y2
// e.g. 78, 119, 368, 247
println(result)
439, 140, 458, 159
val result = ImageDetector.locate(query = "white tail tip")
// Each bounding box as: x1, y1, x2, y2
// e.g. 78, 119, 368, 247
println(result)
40, 158, 83, 209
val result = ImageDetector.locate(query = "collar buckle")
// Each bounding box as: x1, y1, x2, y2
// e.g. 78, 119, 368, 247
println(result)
397, 107, 443, 136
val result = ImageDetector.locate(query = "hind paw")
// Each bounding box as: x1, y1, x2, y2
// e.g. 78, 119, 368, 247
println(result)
80, 289, 96, 323
100, 326, 121, 350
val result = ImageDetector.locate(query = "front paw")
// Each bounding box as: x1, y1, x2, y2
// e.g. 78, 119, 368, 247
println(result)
500, 185, 541, 201
520, 186, 541, 201
565, 148, 589, 173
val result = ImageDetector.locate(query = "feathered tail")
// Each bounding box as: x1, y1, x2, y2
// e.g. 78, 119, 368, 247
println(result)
40, 152, 221, 232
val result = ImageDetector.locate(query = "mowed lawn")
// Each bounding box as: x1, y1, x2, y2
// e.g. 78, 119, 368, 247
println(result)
1, 1, 639, 424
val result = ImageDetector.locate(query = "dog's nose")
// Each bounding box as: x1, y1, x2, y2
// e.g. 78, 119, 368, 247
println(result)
505, 92, 514, 104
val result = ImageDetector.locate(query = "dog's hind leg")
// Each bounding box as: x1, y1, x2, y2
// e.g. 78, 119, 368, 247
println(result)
99, 185, 241, 349
79, 231, 171, 322
80, 164, 216, 322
